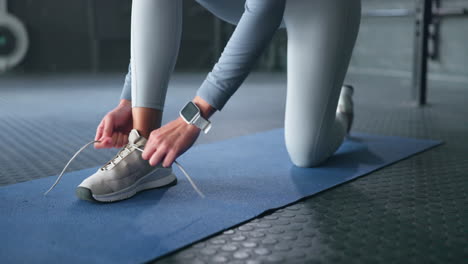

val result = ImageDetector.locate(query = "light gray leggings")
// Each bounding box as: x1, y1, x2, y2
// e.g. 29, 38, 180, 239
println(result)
126, 0, 361, 167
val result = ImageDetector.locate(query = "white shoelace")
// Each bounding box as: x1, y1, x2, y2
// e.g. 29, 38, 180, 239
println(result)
44, 140, 205, 198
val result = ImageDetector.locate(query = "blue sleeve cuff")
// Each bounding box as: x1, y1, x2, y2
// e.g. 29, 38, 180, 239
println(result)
196, 78, 232, 111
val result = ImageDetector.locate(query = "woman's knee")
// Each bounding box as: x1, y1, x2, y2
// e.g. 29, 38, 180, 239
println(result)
285, 132, 329, 168
287, 146, 329, 168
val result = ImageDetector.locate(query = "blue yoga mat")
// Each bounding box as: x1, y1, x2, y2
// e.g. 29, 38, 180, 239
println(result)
0, 129, 441, 263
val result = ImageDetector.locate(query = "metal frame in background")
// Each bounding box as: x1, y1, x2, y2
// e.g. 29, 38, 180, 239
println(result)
363, 0, 468, 106
0, 0, 29, 72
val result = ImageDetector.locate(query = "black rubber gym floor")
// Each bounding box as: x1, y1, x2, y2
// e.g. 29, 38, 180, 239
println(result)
0, 73, 466, 263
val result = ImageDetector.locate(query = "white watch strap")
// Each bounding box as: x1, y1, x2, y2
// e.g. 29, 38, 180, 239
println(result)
193, 115, 211, 134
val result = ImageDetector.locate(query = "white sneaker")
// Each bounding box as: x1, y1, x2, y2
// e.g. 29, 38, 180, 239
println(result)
337, 85, 354, 134
76, 129, 177, 202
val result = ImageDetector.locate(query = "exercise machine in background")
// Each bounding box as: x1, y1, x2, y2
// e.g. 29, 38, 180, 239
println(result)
363, 0, 468, 106
0, 0, 29, 72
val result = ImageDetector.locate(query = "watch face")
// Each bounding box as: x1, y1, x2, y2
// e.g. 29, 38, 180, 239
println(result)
181, 102, 199, 122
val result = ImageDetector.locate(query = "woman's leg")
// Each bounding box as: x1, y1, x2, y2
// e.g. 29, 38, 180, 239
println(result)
131, 0, 183, 138
283, 0, 361, 167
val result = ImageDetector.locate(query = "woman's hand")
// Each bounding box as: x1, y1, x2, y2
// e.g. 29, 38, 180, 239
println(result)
142, 117, 201, 167
142, 96, 216, 167
94, 99, 133, 149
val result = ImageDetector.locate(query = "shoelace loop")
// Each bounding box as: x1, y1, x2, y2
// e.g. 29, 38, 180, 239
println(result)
44, 140, 205, 198
101, 145, 134, 171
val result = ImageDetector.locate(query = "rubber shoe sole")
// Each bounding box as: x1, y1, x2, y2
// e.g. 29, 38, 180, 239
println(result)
76, 171, 177, 203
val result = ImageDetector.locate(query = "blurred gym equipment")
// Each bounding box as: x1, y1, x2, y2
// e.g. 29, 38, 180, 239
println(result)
0, 0, 28, 72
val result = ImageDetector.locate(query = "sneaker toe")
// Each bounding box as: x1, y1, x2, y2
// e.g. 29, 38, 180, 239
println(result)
77, 171, 114, 196
75, 186, 96, 202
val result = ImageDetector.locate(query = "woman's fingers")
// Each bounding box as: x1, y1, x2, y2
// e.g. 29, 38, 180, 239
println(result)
149, 147, 166, 167
114, 133, 120, 148
95, 105, 133, 149
95, 121, 104, 141
118, 133, 128, 148
116, 133, 124, 148
94, 119, 105, 148
120, 134, 128, 148
142, 139, 157, 161
94, 137, 112, 149
95, 116, 114, 148
163, 150, 178, 168
103, 117, 114, 139
103, 137, 113, 148
112, 133, 119, 148
95, 132, 129, 149
142, 118, 201, 167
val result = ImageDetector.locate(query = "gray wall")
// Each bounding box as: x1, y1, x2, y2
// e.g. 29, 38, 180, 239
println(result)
5, 0, 468, 83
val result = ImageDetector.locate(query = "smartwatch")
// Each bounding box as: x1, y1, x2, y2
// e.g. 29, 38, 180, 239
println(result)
180, 101, 212, 134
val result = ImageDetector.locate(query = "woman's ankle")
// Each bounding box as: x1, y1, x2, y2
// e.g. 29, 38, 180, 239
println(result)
132, 107, 163, 139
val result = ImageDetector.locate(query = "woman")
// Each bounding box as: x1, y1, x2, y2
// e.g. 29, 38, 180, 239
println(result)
76, 0, 361, 202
